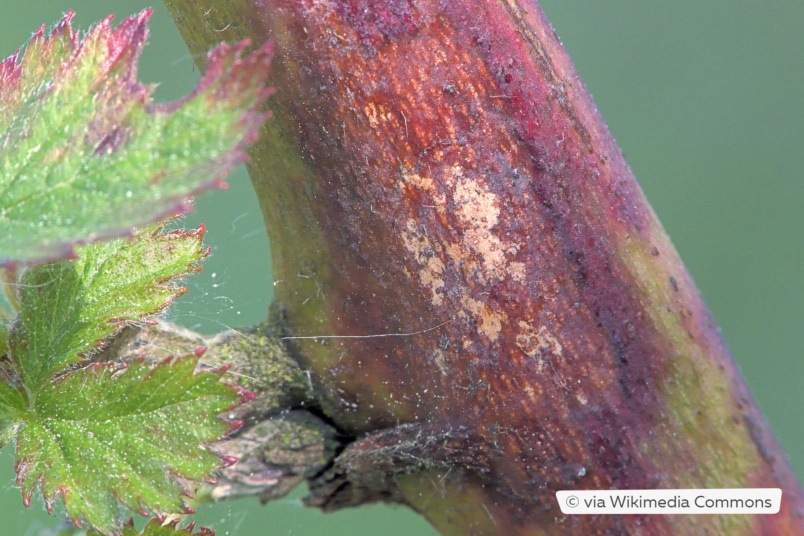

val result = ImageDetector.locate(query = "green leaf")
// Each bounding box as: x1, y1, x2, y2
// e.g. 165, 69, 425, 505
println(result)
15, 355, 239, 534
0, 317, 9, 357
0, 10, 272, 265
51, 517, 215, 536
9, 224, 206, 393
0, 380, 25, 447
85, 518, 215, 536
74, 518, 215, 536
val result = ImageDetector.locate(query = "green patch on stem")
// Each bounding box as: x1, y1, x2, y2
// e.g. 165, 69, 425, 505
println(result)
624, 237, 757, 533
0, 10, 271, 265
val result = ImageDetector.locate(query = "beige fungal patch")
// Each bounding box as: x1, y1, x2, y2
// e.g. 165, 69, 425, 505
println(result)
516, 321, 564, 373
575, 390, 588, 406
444, 242, 474, 272
421, 257, 445, 306
364, 101, 393, 129
364, 102, 380, 128
399, 167, 446, 209
403, 170, 435, 192
448, 165, 525, 284
452, 166, 500, 226
508, 261, 527, 283
399, 219, 422, 257
400, 219, 445, 306
432, 348, 449, 376
453, 173, 506, 282
463, 296, 505, 342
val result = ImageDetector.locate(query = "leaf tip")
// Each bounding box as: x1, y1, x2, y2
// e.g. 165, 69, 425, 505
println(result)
53, 10, 76, 36
225, 420, 244, 436
234, 386, 257, 402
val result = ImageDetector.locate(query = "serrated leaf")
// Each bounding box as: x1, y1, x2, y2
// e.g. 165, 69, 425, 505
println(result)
0, 10, 272, 265
15, 355, 239, 534
0, 380, 25, 446
9, 224, 206, 393
0, 317, 9, 356
85, 518, 215, 536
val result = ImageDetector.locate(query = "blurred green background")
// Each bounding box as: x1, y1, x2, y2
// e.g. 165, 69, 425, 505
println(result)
0, 1, 800, 534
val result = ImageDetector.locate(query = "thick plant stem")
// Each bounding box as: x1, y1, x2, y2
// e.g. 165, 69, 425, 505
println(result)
164, 1, 804, 534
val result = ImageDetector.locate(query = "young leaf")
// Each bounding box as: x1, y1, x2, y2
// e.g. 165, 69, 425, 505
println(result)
75, 518, 213, 536
15, 355, 240, 534
85, 518, 214, 536
0, 10, 272, 265
0, 316, 9, 356
52, 517, 214, 536
0, 380, 25, 446
9, 224, 206, 393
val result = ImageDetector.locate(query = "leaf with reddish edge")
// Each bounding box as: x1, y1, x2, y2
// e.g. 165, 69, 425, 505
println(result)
85, 518, 216, 536
14, 354, 242, 535
8, 223, 207, 394
0, 10, 273, 265
164, 1, 804, 535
